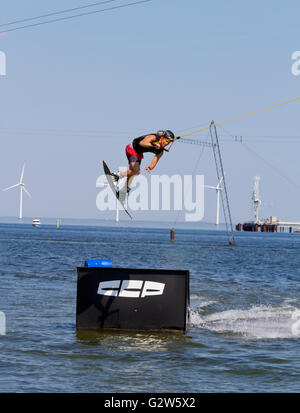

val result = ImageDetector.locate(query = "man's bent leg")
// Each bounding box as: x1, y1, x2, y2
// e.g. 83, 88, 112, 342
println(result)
127, 161, 141, 190
117, 161, 140, 203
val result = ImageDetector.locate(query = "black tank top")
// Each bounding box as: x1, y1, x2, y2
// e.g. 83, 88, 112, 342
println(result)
132, 134, 163, 155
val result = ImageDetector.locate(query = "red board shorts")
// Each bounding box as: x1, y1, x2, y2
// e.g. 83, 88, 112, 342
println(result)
126, 144, 144, 164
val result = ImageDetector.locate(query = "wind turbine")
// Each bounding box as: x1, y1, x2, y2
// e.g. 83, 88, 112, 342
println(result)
205, 176, 224, 225
3, 163, 32, 220
252, 176, 261, 224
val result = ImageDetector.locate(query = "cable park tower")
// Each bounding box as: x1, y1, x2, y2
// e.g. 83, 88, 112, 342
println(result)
209, 121, 236, 246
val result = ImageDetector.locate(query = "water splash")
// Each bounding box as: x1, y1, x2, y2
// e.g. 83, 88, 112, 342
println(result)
190, 294, 216, 308
189, 305, 300, 339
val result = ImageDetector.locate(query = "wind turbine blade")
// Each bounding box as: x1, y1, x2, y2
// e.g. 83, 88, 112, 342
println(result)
20, 163, 25, 183
23, 186, 32, 198
3, 183, 20, 191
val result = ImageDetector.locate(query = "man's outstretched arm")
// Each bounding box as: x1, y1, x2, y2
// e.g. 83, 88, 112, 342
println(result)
145, 151, 163, 173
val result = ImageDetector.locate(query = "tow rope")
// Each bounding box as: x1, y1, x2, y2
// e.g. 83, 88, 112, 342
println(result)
166, 97, 300, 152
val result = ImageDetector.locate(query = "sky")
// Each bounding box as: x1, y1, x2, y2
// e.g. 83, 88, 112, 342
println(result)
0, 0, 299, 224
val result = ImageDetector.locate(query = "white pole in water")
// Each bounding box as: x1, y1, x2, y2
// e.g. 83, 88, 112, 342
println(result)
98, 182, 119, 223
19, 186, 23, 220
205, 175, 224, 225
116, 192, 119, 223
216, 187, 220, 225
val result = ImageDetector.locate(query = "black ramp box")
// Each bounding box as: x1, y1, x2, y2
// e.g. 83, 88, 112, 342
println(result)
76, 267, 190, 333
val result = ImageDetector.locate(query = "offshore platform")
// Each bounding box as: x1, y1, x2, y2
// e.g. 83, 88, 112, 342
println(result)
236, 176, 300, 233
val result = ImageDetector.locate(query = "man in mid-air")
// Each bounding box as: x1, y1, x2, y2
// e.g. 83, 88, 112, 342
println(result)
112, 130, 175, 200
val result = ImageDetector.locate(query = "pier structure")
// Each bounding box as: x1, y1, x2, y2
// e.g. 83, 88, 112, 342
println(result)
236, 216, 300, 233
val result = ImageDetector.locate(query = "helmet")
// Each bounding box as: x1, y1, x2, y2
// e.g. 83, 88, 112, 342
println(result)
157, 130, 175, 140
164, 130, 175, 140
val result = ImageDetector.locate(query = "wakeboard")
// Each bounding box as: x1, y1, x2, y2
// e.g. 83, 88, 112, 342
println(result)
102, 160, 133, 220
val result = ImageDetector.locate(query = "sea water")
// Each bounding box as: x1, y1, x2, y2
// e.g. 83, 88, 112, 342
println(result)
0, 223, 299, 392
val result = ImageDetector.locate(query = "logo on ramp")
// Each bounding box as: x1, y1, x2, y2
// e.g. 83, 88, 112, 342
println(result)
97, 280, 165, 298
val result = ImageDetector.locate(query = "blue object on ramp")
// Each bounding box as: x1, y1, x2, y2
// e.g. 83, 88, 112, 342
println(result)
84, 259, 112, 268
